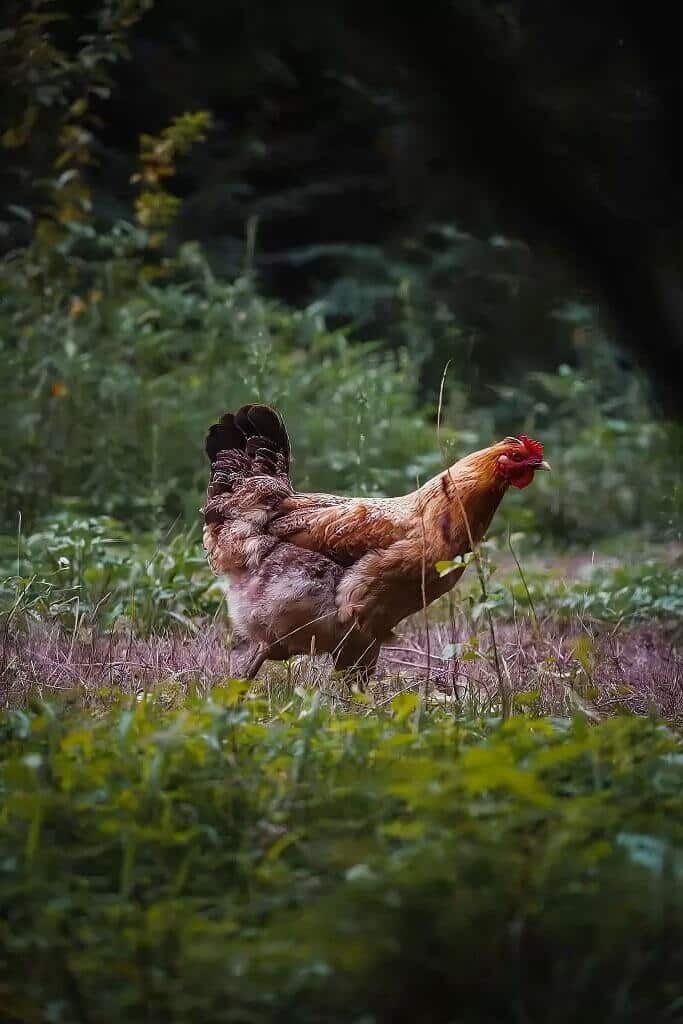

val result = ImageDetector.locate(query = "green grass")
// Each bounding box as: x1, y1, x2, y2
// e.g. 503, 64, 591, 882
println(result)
484, 550, 683, 624
2, 513, 682, 636
1, 692, 683, 1022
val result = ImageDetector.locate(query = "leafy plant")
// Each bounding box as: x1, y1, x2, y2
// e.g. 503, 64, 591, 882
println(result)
0, 512, 220, 633
133, 110, 213, 244
444, 344, 682, 543
1, 697, 683, 1022
1, 0, 154, 246
496, 556, 683, 623
0, 232, 439, 531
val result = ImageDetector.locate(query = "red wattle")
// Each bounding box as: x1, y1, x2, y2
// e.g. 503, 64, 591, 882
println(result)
510, 467, 535, 489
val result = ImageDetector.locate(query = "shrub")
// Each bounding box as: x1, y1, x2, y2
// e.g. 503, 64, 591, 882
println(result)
0, 513, 218, 633
1, 696, 683, 1022
497, 555, 683, 623
0, 233, 439, 531
444, 352, 683, 543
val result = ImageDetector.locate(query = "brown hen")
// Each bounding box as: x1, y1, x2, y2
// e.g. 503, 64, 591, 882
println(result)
202, 404, 549, 684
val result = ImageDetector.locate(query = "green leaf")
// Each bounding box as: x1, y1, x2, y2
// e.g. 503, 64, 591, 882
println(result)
212, 679, 250, 706
435, 554, 472, 577
390, 691, 420, 721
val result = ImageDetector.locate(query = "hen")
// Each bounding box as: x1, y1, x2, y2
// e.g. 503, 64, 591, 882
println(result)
202, 404, 549, 683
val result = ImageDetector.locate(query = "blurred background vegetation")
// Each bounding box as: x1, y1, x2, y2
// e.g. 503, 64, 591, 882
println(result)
1, 0, 681, 560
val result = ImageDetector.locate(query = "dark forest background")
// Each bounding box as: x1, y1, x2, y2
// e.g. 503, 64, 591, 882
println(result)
6, 1, 683, 397
1, 0, 681, 549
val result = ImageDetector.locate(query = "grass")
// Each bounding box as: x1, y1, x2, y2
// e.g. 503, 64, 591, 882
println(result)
1, 618, 681, 721
2, 692, 683, 1023
1, 526, 681, 1022
1, 528, 681, 717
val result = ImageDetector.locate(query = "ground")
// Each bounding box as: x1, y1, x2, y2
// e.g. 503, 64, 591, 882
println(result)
3, 542, 681, 718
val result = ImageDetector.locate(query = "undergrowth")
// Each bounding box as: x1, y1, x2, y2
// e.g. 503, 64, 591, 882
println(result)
1, 514, 680, 636
1, 224, 680, 544
1, 694, 683, 1023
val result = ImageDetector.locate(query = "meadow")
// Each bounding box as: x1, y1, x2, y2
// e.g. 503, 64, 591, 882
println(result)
1, 229, 681, 1021
1, 4, 683, 1017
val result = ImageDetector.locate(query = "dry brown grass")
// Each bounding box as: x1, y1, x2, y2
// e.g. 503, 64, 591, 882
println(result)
2, 615, 681, 719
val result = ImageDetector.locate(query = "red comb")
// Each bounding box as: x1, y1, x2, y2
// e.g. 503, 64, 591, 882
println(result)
518, 434, 544, 460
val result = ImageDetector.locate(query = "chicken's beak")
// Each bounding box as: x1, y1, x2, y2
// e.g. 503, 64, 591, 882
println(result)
536, 460, 551, 471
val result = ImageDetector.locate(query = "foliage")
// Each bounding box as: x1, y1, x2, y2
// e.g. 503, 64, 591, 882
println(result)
1, 0, 154, 244
0, 513, 217, 634
446, 533, 683, 627
303, 225, 570, 398
2, 216, 680, 544
4, 0, 683, 404
444, 339, 682, 543
1, 1, 680, 548
1, 511, 681, 637
493, 556, 683, 624
0, 228, 438, 531
134, 111, 213, 242
1, 697, 683, 1022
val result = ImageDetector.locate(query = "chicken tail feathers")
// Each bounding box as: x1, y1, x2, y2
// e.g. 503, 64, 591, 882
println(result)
236, 404, 291, 464
205, 412, 245, 464
205, 404, 291, 502
206, 404, 290, 466
203, 406, 292, 574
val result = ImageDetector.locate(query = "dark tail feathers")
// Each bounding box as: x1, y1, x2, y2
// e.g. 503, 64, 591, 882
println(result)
205, 404, 291, 468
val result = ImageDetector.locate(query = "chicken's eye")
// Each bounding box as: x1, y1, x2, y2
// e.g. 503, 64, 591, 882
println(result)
510, 451, 523, 462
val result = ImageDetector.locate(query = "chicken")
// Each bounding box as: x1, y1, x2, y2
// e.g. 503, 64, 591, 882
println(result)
202, 404, 549, 683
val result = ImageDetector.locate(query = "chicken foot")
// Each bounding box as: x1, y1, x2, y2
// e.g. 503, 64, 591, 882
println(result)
332, 631, 382, 693
229, 639, 271, 681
